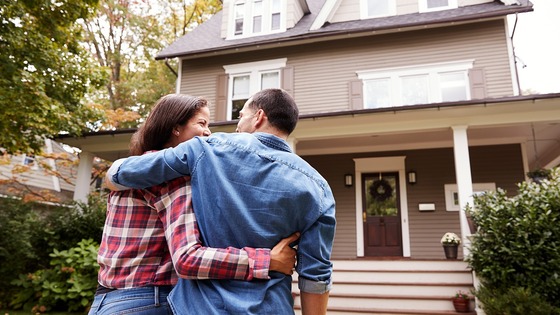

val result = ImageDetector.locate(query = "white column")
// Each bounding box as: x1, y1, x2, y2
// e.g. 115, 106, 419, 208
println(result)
286, 137, 298, 152
451, 126, 474, 256
73, 151, 94, 202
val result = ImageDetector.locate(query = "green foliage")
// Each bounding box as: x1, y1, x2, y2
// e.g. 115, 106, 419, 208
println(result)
11, 239, 100, 312
467, 168, 560, 311
474, 286, 560, 315
0, 0, 105, 154
0, 194, 106, 309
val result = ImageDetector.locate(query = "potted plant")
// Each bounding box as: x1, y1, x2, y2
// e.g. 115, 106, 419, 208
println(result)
451, 290, 472, 313
440, 232, 461, 259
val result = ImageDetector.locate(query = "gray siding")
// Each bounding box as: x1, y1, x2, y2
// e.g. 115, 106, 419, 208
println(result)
181, 20, 514, 120
304, 144, 524, 259
331, 0, 494, 23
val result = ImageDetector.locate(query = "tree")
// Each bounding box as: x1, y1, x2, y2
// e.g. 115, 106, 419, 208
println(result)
0, 0, 105, 155
81, 0, 222, 130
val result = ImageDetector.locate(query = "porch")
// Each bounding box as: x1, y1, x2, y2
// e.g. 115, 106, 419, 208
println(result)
293, 259, 477, 315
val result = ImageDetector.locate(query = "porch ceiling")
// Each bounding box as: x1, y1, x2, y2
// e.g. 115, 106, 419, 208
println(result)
56, 95, 560, 170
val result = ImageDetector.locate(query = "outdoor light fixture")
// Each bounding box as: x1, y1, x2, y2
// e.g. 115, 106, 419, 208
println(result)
344, 174, 353, 187
408, 171, 417, 185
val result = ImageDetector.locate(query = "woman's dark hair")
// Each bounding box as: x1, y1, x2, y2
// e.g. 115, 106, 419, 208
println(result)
129, 94, 207, 155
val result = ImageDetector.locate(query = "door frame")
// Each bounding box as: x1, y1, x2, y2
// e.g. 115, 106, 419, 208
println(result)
353, 156, 411, 257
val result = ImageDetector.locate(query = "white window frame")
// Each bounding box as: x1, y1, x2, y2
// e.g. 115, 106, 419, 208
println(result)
419, 0, 458, 13
223, 58, 287, 120
228, 0, 286, 39
357, 60, 474, 108
360, 0, 396, 19
444, 183, 496, 211
22, 154, 39, 170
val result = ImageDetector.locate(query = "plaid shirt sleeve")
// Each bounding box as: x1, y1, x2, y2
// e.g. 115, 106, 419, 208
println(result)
147, 177, 271, 280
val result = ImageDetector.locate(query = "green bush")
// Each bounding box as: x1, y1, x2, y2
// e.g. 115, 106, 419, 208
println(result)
475, 286, 560, 315
11, 239, 100, 312
0, 193, 106, 309
467, 168, 560, 313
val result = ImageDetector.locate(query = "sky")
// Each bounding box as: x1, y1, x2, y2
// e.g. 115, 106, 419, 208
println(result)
508, 0, 560, 94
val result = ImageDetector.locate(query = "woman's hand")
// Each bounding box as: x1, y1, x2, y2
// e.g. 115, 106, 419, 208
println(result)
269, 232, 300, 275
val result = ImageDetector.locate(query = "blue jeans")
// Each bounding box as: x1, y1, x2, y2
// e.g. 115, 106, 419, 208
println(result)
88, 286, 173, 315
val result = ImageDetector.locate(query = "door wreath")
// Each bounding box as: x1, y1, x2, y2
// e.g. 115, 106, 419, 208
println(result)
370, 179, 393, 202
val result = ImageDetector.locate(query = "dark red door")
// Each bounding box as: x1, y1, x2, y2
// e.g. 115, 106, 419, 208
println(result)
362, 172, 402, 257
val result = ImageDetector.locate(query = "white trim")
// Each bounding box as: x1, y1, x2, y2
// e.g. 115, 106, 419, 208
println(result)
353, 156, 410, 257
44, 139, 61, 192
224, 58, 287, 74
444, 182, 496, 211
419, 0, 458, 13
176, 58, 184, 93
505, 16, 520, 96
310, 0, 340, 31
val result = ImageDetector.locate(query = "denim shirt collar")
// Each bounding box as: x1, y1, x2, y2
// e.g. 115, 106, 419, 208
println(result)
253, 132, 292, 153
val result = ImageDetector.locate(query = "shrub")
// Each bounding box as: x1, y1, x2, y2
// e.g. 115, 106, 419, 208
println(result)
474, 286, 560, 315
467, 168, 560, 312
0, 193, 106, 309
10, 239, 100, 312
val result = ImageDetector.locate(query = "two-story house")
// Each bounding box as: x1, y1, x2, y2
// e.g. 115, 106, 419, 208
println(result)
60, 0, 560, 313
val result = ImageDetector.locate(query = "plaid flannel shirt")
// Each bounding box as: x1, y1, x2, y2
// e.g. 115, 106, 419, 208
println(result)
97, 176, 270, 289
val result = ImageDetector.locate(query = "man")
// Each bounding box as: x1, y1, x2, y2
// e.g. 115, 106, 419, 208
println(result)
107, 89, 336, 314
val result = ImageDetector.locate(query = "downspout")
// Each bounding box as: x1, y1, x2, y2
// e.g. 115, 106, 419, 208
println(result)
511, 13, 523, 94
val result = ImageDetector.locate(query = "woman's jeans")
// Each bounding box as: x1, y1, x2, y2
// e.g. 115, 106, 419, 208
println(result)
88, 286, 173, 315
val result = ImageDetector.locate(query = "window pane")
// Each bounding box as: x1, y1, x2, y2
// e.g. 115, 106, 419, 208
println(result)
364, 79, 390, 108
233, 75, 250, 99
367, 0, 390, 17
271, 13, 280, 30
235, 3, 244, 35
427, 0, 449, 9
401, 74, 429, 105
272, 0, 281, 11
232, 99, 247, 119
440, 71, 467, 102
253, 16, 262, 33
261, 72, 279, 89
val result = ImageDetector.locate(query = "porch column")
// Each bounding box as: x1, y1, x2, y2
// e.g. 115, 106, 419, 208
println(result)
451, 126, 474, 256
73, 150, 94, 202
286, 137, 298, 152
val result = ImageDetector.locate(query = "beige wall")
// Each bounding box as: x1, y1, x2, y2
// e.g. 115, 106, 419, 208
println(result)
182, 19, 513, 121
303, 144, 525, 259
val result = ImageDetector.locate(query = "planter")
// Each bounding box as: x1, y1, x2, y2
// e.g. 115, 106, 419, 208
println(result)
443, 244, 458, 259
452, 297, 471, 313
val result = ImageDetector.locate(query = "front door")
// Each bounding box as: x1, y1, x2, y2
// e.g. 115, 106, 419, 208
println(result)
362, 172, 403, 257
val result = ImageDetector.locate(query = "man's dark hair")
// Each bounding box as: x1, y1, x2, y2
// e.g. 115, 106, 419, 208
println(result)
248, 89, 299, 135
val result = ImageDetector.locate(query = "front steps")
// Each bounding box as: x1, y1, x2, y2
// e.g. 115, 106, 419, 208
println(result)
293, 260, 476, 315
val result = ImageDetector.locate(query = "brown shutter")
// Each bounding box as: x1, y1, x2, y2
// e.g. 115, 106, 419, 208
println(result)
469, 68, 486, 99
282, 66, 294, 97
349, 80, 363, 110
215, 74, 228, 122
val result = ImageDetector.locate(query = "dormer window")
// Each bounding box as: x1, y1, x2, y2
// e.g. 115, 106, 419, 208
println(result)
360, 0, 396, 19
419, 0, 458, 12
229, 0, 285, 38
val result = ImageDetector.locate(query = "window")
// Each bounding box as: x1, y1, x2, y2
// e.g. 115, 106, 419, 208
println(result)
224, 58, 286, 120
444, 183, 496, 211
22, 154, 39, 170
361, 0, 396, 19
229, 0, 285, 38
357, 60, 473, 109
419, 0, 458, 12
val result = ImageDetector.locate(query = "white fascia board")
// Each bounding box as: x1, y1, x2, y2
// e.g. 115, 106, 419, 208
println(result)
310, 0, 340, 31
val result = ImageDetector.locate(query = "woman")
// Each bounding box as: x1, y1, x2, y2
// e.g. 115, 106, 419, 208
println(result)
89, 94, 297, 315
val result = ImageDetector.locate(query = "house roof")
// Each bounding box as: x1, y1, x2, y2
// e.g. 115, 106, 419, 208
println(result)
155, 0, 533, 60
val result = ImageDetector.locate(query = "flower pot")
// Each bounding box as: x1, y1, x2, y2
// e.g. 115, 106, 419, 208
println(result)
443, 244, 458, 259
452, 297, 471, 312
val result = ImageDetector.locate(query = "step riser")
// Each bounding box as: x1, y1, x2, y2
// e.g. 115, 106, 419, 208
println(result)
293, 284, 474, 297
